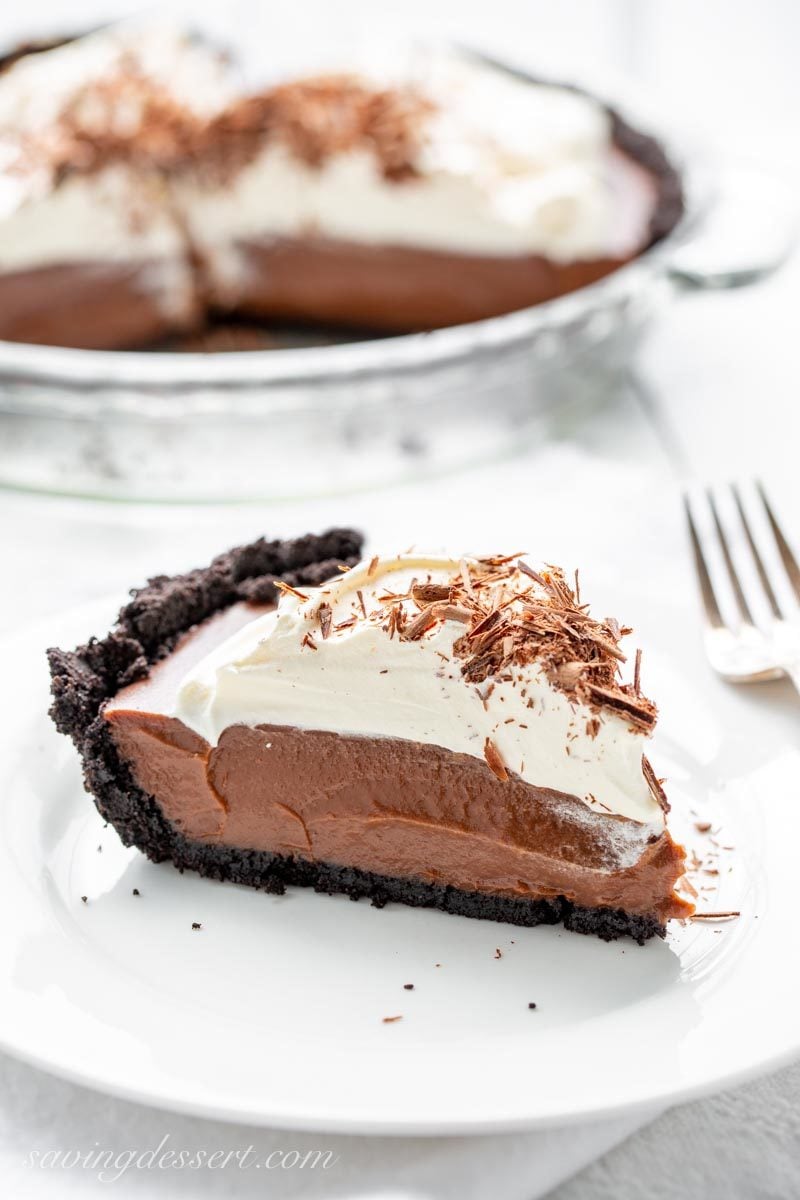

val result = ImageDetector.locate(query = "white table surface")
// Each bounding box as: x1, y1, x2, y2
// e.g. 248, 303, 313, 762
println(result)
2, 1, 800, 1195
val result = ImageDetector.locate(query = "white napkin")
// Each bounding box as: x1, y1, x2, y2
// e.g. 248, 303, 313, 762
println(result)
0, 1052, 654, 1199
548, 1060, 800, 1200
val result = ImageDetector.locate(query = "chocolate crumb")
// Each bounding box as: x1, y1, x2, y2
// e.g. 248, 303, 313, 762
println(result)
694, 821, 712, 833
382, 1015, 403, 1024
132, 887, 140, 896
191, 921, 202, 930
528, 1002, 537, 1010
81, 895, 87, 904
494, 947, 502, 959
403, 983, 414, 990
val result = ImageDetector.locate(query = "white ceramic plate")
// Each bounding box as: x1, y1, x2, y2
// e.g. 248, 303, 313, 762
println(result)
1, 601, 798, 1134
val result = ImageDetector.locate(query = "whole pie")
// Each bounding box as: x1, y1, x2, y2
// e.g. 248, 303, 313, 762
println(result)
0, 23, 683, 348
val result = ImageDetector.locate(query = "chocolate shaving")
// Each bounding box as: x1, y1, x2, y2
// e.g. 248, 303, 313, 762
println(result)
318, 602, 332, 640
479, 553, 525, 567
459, 559, 475, 597
484, 738, 509, 782
469, 608, 502, 639
411, 583, 451, 605
642, 755, 669, 812
689, 911, 741, 921
634, 648, 642, 695
301, 631, 318, 651
573, 626, 627, 664
400, 606, 438, 642
437, 604, 471, 624
386, 604, 406, 640
587, 685, 657, 731
517, 560, 548, 588
274, 580, 310, 601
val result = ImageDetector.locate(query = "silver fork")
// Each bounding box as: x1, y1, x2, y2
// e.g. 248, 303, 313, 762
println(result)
684, 482, 800, 694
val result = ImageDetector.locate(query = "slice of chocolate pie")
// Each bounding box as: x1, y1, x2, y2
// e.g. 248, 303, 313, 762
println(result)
48, 531, 691, 943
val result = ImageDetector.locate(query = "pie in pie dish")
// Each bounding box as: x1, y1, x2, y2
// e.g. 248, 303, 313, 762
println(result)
0, 23, 683, 348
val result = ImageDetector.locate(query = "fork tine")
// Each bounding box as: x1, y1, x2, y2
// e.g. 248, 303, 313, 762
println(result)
706, 488, 755, 626
757, 482, 800, 603
684, 495, 724, 629
731, 483, 783, 618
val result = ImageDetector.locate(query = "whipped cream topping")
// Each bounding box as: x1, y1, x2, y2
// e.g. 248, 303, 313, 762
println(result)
186, 57, 652, 263
174, 554, 664, 825
0, 167, 189, 272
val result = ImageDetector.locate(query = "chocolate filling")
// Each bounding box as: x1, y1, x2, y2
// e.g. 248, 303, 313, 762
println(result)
213, 237, 635, 333
48, 530, 690, 943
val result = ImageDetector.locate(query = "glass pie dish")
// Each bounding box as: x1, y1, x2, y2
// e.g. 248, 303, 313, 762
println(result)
0, 47, 788, 503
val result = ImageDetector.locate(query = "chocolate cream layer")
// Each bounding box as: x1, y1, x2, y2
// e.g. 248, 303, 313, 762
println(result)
104, 556, 690, 924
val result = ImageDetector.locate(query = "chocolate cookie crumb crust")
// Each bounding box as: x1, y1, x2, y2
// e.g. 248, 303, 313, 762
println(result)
48, 527, 665, 943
